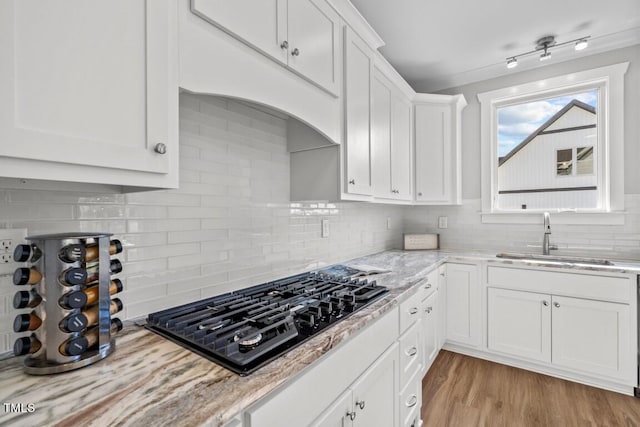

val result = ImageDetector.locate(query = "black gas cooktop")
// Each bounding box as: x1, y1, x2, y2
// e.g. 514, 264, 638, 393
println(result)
146, 271, 389, 375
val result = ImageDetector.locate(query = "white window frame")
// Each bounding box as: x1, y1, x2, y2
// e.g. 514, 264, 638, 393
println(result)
477, 62, 628, 225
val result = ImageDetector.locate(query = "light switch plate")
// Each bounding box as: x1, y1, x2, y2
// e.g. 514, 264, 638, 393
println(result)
0, 228, 28, 275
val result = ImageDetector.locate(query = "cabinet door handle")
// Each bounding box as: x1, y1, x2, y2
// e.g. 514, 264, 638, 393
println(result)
349, 179, 355, 185
408, 307, 418, 315
405, 347, 417, 357
406, 394, 418, 408
542, 300, 549, 306
554, 302, 560, 308
154, 143, 167, 154
346, 410, 356, 421
418, 192, 423, 196
291, 48, 300, 56
280, 40, 289, 49
355, 400, 365, 410
424, 283, 432, 290
425, 306, 433, 314
440, 272, 445, 277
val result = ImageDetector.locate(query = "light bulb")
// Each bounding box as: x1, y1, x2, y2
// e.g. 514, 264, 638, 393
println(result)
539, 50, 552, 61
575, 39, 588, 51
506, 57, 518, 69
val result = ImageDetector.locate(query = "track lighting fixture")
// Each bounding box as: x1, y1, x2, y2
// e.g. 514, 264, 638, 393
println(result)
505, 35, 590, 69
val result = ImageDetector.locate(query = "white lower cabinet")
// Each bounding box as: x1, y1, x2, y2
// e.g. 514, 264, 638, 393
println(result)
486, 266, 636, 391
487, 288, 551, 362
311, 343, 399, 427
445, 263, 481, 348
551, 295, 631, 380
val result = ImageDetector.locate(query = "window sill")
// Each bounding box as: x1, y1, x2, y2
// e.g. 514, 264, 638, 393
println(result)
480, 211, 625, 225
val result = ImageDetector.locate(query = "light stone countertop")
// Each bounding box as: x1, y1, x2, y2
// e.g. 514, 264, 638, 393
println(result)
1, 249, 638, 426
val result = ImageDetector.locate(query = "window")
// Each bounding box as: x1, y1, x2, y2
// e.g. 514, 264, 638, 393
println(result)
496, 89, 598, 210
478, 62, 628, 223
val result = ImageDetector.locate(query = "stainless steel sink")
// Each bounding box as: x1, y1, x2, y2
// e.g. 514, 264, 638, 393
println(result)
495, 252, 614, 266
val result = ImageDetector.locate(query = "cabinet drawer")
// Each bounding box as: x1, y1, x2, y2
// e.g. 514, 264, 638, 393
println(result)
487, 266, 632, 303
399, 291, 422, 333
399, 320, 422, 390
399, 369, 421, 427
419, 270, 438, 300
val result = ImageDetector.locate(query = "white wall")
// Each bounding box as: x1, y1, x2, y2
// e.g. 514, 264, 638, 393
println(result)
0, 93, 404, 353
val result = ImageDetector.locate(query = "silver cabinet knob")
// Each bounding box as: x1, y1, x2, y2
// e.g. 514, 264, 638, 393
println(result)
418, 192, 423, 196
408, 307, 418, 315
154, 143, 167, 154
542, 301, 549, 306
406, 395, 418, 408
425, 306, 433, 314
280, 40, 289, 49
355, 400, 365, 410
405, 347, 417, 357
425, 283, 432, 289
346, 411, 356, 421
349, 179, 355, 185
291, 47, 300, 56
554, 302, 560, 308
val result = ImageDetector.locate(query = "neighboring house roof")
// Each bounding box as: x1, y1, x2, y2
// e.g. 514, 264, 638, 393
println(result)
498, 99, 596, 166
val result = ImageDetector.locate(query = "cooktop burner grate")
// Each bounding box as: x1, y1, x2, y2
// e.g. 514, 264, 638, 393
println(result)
146, 271, 389, 375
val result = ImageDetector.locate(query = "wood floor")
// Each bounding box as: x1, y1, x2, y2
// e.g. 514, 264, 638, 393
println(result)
421, 351, 640, 426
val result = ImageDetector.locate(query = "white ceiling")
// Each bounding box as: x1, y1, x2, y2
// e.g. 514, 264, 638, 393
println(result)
349, 0, 640, 92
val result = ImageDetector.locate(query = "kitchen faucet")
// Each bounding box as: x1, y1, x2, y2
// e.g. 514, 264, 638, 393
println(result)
542, 212, 558, 255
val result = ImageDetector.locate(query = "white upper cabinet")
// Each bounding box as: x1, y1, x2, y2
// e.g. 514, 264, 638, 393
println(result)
191, 0, 287, 63
191, 0, 340, 96
414, 94, 466, 205
0, 0, 178, 189
344, 27, 374, 197
371, 69, 412, 201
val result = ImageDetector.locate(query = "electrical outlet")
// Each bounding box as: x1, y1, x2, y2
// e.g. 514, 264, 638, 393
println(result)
387, 217, 392, 230
438, 216, 448, 229
321, 219, 329, 238
0, 228, 28, 275
0, 239, 12, 252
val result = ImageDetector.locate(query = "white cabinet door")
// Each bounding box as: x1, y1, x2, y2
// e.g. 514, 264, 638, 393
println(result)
371, 71, 392, 199
445, 263, 481, 347
422, 290, 439, 372
487, 288, 552, 363
371, 69, 412, 201
287, 0, 341, 95
0, 0, 177, 187
344, 27, 373, 196
311, 390, 354, 427
552, 295, 632, 381
390, 93, 412, 200
414, 103, 451, 203
352, 344, 399, 427
191, 0, 287, 64
191, 0, 339, 95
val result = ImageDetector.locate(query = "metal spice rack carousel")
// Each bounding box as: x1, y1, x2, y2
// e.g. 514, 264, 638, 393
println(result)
11, 233, 124, 375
